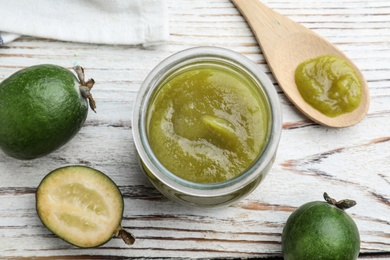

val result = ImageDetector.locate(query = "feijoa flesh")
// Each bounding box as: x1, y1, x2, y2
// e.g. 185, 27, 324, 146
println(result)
0, 64, 96, 160
36, 165, 135, 248
282, 193, 360, 260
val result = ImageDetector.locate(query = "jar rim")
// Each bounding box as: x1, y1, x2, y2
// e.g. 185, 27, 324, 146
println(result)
133, 46, 282, 197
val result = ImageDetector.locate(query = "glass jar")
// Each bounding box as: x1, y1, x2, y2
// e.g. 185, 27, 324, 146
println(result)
132, 47, 282, 207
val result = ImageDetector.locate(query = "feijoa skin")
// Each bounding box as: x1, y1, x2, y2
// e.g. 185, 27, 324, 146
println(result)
36, 165, 135, 248
282, 193, 360, 260
0, 64, 96, 159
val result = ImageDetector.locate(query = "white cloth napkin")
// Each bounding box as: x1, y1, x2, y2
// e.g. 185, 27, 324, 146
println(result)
0, 0, 169, 46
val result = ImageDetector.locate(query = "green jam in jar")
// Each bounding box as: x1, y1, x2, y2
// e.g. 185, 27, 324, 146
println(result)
295, 55, 362, 117
147, 64, 270, 184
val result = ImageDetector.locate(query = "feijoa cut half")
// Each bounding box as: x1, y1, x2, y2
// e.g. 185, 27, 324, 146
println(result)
36, 165, 135, 248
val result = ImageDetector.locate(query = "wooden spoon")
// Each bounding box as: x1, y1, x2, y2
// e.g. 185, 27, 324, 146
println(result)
232, 0, 369, 127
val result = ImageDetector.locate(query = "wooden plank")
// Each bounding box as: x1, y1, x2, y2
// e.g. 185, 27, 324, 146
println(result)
0, 0, 389, 258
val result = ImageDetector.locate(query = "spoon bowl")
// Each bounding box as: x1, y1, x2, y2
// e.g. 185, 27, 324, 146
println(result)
233, 0, 369, 127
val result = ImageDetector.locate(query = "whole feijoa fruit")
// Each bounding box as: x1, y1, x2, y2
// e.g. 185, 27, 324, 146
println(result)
282, 193, 360, 260
0, 64, 96, 159
36, 165, 135, 248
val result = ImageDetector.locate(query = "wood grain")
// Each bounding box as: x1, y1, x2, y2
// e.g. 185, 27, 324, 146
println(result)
0, 0, 389, 258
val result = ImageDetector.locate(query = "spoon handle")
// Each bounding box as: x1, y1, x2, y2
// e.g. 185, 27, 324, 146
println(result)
232, 0, 309, 59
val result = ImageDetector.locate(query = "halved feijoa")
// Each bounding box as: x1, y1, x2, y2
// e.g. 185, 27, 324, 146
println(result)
36, 165, 135, 248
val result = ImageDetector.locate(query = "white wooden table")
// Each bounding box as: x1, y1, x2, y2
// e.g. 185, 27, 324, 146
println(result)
0, 0, 389, 259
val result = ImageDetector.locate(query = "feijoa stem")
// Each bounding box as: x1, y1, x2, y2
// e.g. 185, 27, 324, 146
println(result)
73, 66, 97, 113
324, 192, 356, 210
115, 226, 135, 245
